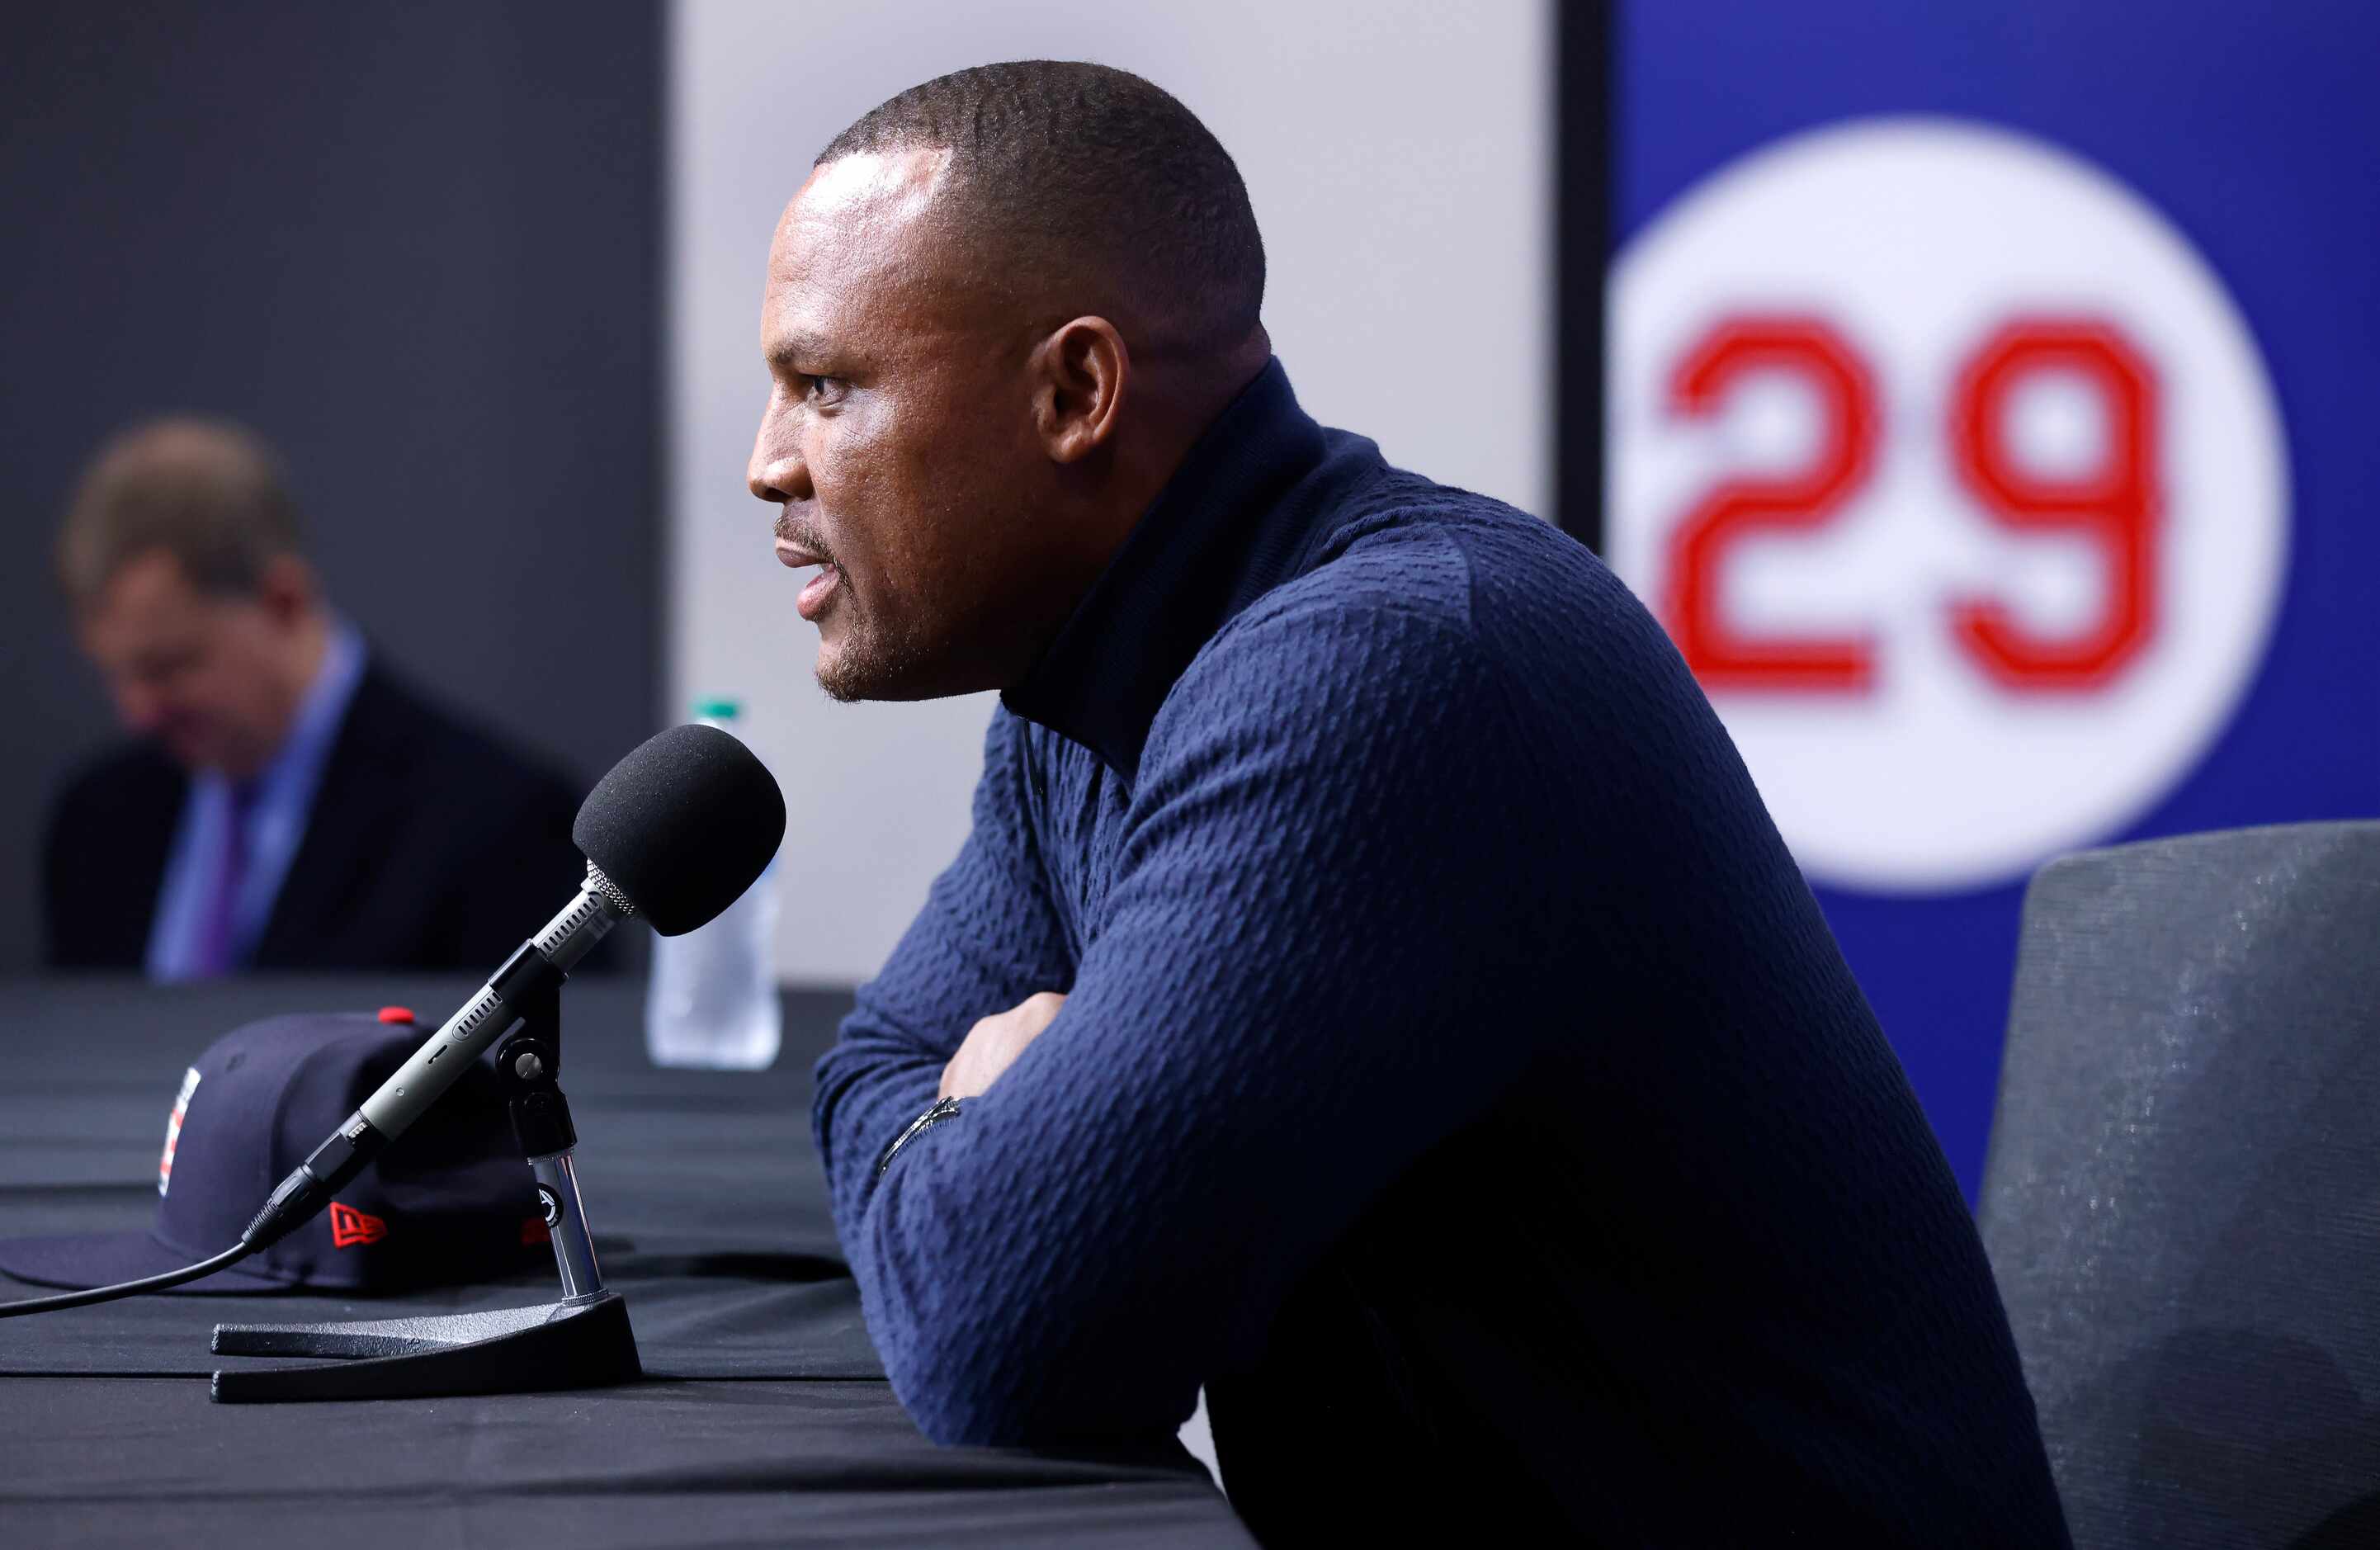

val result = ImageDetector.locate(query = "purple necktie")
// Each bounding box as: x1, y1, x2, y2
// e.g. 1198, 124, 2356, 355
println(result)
194, 786, 257, 977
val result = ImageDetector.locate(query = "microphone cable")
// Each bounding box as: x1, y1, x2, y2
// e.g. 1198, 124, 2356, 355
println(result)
0, 1242, 253, 1318
0, 1156, 335, 1318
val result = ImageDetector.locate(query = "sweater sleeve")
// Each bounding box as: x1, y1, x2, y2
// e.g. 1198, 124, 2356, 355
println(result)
811, 707, 1080, 1239
847, 592, 1549, 1446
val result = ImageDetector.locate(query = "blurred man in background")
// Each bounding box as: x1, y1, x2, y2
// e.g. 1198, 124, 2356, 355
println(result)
44, 417, 588, 976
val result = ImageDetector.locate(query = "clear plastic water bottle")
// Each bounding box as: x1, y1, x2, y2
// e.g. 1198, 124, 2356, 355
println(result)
645, 699, 783, 1069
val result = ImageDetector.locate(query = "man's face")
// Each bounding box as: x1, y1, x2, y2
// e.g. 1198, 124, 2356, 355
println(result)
76, 551, 300, 777
748, 150, 1070, 702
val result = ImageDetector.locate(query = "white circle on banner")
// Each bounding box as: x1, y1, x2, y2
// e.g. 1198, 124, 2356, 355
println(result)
1607, 117, 2288, 894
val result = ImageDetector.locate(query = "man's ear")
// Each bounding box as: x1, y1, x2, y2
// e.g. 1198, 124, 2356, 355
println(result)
1031, 318, 1129, 465
254, 553, 319, 630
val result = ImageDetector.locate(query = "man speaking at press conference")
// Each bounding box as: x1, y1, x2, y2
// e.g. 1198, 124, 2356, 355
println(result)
759, 63, 2070, 1545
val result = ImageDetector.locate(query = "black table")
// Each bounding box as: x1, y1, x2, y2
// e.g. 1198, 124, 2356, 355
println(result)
0, 976, 1249, 1548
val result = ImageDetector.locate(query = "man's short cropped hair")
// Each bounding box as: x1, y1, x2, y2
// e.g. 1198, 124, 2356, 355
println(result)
56, 417, 304, 610
817, 60, 1266, 350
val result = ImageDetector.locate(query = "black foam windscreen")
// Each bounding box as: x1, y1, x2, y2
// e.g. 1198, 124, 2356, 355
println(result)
1978, 821, 2380, 1550
572, 723, 787, 937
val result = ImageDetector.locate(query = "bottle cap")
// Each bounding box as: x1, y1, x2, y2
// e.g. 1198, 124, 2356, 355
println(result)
692, 698, 741, 722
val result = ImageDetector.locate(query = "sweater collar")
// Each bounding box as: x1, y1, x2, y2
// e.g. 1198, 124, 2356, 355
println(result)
1002, 358, 1368, 782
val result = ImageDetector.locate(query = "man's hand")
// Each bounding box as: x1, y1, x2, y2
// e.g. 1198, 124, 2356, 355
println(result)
941, 991, 1067, 1099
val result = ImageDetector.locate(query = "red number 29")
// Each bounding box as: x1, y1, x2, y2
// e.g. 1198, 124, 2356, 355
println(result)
1660, 314, 2161, 694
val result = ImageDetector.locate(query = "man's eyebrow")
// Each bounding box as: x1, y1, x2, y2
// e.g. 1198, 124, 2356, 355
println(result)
764, 328, 833, 368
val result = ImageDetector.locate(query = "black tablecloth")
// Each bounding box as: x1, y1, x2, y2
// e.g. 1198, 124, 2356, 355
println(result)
0, 976, 1248, 1548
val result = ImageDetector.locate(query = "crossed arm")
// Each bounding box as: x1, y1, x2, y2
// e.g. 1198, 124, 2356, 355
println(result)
811, 601, 1546, 1445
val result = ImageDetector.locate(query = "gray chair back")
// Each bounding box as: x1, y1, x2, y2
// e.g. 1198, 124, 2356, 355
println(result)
1979, 821, 2380, 1549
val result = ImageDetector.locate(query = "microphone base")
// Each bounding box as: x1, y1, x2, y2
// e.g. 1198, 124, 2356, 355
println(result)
210, 956, 639, 1404
207, 1289, 640, 1402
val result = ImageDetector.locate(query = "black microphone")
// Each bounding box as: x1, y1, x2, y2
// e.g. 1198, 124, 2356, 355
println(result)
242, 723, 787, 1253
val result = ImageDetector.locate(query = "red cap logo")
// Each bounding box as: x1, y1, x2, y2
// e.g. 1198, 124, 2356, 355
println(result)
328, 1201, 389, 1248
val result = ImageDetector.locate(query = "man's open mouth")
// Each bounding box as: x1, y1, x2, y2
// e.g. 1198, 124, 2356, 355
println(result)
791, 557, 842, 621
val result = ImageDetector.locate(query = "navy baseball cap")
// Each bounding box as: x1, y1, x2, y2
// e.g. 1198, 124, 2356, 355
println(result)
0, 1009, 554, 1294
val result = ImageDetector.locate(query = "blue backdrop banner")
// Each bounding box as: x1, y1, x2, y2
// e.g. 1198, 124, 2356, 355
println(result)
1604, 2, 2380, 1196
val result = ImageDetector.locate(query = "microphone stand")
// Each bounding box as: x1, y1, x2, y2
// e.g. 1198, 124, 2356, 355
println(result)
205, 972, 640, 1402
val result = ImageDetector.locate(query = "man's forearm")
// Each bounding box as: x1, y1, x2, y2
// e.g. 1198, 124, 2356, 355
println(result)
849, 1089, 1211, 1448
811, 1027, 948, 1233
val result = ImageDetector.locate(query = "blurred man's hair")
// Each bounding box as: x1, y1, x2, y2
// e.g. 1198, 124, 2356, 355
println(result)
56, 417, 305, 610
818, 61, 1265, 352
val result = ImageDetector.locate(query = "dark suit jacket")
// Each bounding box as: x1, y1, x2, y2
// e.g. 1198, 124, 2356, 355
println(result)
44, 660, 596, 973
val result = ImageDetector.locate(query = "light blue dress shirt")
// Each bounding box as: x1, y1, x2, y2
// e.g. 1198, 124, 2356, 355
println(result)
145, 621, 368, 981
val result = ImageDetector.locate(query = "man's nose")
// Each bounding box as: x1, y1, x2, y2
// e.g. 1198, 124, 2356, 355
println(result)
748, 414, 813, 505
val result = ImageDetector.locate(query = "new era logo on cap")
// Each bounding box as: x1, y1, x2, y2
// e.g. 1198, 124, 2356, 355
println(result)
328, 1202, 389, 1249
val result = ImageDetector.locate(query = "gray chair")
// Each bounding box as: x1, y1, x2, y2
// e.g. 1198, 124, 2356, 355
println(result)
1979, 821, 2380, 1549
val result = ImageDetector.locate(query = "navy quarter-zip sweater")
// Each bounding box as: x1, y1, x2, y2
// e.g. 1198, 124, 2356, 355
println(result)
815, 361, 2070, 1547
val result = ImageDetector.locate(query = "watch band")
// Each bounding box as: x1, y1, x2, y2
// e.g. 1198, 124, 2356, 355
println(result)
875, 1095, 963, 1179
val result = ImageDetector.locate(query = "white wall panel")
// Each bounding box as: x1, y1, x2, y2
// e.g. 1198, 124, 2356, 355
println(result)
669, 0, 1552, 986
